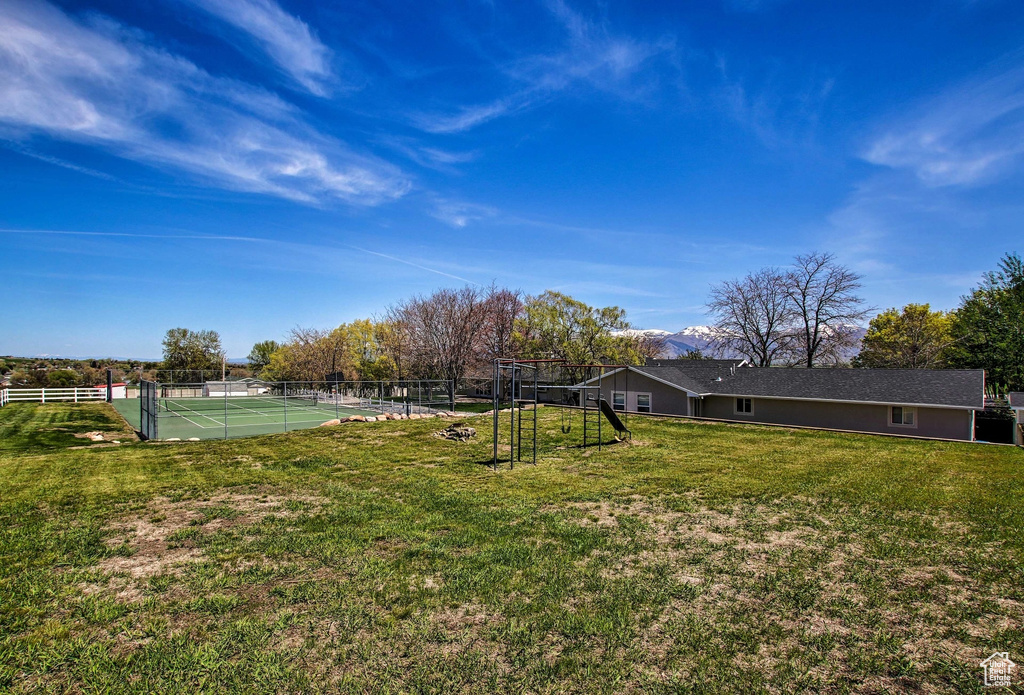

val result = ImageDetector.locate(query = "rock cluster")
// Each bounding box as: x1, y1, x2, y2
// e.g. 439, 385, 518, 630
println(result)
434, 424, 477, 441
317, 411, 458, 427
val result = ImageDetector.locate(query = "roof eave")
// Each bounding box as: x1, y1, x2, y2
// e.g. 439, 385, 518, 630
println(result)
698, 392, 982, 410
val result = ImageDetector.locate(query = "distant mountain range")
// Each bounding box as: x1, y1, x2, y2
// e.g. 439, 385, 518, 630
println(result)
613, 326, 720, 356
621, 326, 867, 360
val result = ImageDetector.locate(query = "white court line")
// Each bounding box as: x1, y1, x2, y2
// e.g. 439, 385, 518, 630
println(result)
192, 408, 373, 429
163, 400, 229, 426
223, 400, 274, 417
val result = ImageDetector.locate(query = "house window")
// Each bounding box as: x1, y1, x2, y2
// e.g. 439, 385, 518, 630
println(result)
735, 398, 753, 415
612, 392, 625, 411
637, 393, 651, 413
890, 406, 916, 427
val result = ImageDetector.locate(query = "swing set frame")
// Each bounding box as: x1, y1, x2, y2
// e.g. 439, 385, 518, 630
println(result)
490, 358, 634, 471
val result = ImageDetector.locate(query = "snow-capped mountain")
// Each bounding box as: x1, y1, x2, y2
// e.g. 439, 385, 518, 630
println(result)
613, 326, 721, 356
660, 326, 720, 356
630, 324, 867, 360
610, 329, 674, 338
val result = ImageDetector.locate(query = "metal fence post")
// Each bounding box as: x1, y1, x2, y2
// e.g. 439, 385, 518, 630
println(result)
492, 360, 499, 470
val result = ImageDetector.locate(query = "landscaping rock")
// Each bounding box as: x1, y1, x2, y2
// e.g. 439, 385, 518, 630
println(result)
365, 416, 377, 423
435, 424, 477, 441
349, 415, 366, 422
319, 419, 342, 427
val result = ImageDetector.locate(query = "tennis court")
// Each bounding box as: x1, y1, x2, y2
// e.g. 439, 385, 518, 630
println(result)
113, 395, 380, 440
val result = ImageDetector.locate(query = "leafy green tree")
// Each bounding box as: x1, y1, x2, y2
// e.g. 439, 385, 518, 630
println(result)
515, 291, 640, 383
681, 349, 710, 360
247, 340, 280, 377
47, 370, 79, 387
946, 253, 1024, 393
161, 328, 224, 379
375, 318, 413, 380
261, 345, 297, 381
853, 304, 953, 369
339, 319, 396, 381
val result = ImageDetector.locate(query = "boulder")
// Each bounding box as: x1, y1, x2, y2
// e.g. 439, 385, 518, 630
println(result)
319, 419, 342, 427
349, 415, 366, 423
365, 416, 377, 423
409, 413, 422, 420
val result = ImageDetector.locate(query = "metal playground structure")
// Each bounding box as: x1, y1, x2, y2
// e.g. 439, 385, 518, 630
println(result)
490, 358, 633, 470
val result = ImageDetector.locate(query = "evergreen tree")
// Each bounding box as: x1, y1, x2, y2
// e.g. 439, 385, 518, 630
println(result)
947, 253, 1024, 393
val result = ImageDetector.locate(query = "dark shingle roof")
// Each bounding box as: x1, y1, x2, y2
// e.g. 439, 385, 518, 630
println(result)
645, 358, 747, 368
1009, 392, 1024, 409
632, 365, 985, 409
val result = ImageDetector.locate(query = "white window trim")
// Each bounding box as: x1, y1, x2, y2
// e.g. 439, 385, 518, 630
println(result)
636, 392, 652, 413
734, 397, 754, 416
612, 391, 626, 411
889, 406, 918, 428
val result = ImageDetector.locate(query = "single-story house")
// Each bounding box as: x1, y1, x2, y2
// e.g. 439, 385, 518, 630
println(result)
581, 362, 985, 442
1010, 392, 1024, 446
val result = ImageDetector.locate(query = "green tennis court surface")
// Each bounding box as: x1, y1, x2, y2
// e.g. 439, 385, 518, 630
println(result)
113, 397, 380, 440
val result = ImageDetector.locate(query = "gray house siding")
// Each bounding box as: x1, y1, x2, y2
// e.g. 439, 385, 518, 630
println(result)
700, 395, 973, 441
592, 374, 691, 416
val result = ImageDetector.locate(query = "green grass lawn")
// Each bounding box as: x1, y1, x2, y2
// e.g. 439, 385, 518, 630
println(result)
0, 402, 1021, 693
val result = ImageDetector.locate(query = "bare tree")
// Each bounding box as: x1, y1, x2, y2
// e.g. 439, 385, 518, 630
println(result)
628, 331, 668, 362
394, 286, 491, 401
480, 285, 523, 361
707, 268, 796, 366
786, 252, 870, 367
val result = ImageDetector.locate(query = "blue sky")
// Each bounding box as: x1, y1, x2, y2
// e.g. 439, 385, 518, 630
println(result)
2, 0, 1023, 357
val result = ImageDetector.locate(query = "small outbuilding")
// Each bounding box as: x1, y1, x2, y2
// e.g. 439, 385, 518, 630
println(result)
94, 382, 127, 399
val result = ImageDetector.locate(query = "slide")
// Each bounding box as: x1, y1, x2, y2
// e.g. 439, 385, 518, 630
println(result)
598, 399, 632, 440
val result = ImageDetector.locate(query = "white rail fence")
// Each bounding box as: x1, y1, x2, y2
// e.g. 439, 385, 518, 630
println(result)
3, 387, 108, 403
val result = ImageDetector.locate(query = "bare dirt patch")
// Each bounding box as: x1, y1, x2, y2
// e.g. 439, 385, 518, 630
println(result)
93, 492, 329, 587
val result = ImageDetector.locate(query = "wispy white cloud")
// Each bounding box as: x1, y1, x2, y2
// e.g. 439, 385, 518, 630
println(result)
0, 227, 268, 242
414, 0, 676, 134
714, 54, 834, 149
348, 246, 480, 285
0, 226, 484, 285
429, 198, 497, 228
862, 58, 1024, 186
378, 136, 479, 172
0, 0, 409, 205
1, 142, 120, 180
177, 0, 335, 96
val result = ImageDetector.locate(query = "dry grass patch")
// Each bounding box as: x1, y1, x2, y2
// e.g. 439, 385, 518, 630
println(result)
94, 492, 329, 584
